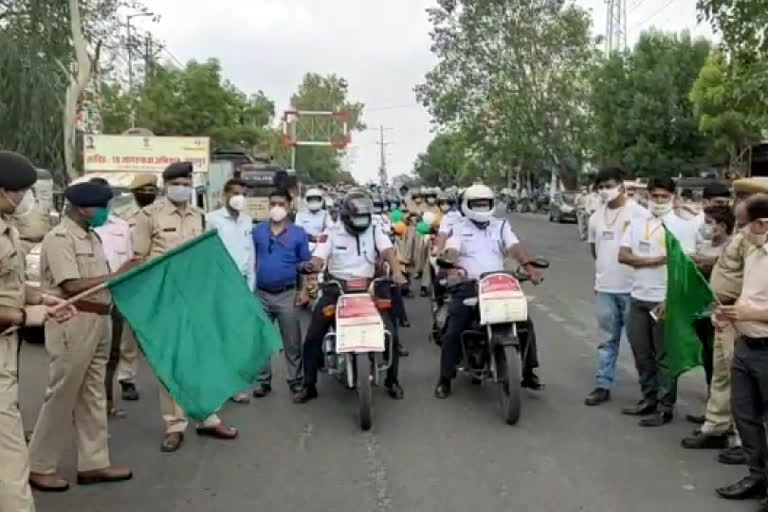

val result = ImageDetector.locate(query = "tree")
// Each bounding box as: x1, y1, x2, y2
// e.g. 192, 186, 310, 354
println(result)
416, 0, 599, 189
697, 0, 768, 57
413, 131, 477, 187
589, 30, 714, 176
288, 73, 365, 184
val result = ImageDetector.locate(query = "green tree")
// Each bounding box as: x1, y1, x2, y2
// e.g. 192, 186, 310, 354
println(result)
589, 30, 714, 176
288, 73, 365, 184
697, 0, 768, 57
416, 0, 599, 189
414, 131, 478, 187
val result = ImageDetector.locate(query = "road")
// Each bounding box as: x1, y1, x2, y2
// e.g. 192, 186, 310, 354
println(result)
19, 212, 749, 512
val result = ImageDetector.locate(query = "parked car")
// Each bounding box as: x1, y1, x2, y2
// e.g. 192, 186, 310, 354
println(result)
549, 192, 578, 223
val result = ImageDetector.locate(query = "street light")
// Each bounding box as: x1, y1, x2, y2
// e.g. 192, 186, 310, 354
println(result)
126, 12, 154, 128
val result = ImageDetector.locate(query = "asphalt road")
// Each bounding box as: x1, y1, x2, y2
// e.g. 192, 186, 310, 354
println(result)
19, 212, 751, 512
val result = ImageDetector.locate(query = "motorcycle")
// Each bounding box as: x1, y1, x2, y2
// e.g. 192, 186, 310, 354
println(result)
516, 197, 531, 213
432, 258, 549, 425
318, 274, 395, 431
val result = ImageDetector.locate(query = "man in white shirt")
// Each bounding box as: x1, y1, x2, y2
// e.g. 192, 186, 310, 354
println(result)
206, 179, 255, 290
715, 194, 768, 505
435, 184, 544, 399
295, 188, 329, 306
294, 189, 407, 403
619, 176, 699, 427
584, 167, 650, 407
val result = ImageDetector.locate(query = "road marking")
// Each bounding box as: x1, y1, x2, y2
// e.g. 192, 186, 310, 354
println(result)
364, 434, 392, 512
547, 313, 566, 323
298, 423, 313, 450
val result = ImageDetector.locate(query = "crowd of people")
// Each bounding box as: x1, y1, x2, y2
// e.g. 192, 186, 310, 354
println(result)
2, 146, 768, 511
579, 165, 768, 510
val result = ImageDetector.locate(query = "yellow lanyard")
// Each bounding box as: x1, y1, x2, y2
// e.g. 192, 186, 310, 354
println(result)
644, 220, 665, 246
603, 205, 625, 229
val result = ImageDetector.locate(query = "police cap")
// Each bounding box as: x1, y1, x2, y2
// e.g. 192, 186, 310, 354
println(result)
65, 182, 113, 208
0, 151, 37, 191
734, 178, 768, 195
702, 182, 730, 199
130, 173, 158, 190
162, 161, 193, 180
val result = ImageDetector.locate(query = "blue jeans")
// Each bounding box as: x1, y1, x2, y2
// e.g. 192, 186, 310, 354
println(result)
594, 292, 630, 389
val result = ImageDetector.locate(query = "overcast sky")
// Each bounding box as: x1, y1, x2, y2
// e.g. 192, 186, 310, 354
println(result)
139, 0, 713, 184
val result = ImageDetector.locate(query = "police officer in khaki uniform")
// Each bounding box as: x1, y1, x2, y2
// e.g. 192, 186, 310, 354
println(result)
0, 152, 76, 511
28, 182, 134, 492
111, 173, 159, 402
132, 162, 237, 452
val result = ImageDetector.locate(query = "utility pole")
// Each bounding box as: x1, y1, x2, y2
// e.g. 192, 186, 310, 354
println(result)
604, 0, 628, 53
144, 33, 153, 85
126, 12, 154, 128
376, 125, 392, 189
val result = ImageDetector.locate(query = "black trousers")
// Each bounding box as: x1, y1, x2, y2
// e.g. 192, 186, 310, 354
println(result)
391, 285, 409, 324
731, 336, 768, 482
439, 288, 539, 380
694, 316, 715, 389
303, 289, 400, 386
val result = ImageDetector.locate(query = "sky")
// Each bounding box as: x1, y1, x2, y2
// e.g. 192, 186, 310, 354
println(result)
138, 0, 714, 185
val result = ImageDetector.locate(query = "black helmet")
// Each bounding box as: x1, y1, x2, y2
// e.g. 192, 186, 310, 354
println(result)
371, 193, 384, 214
340, 188, 374, 234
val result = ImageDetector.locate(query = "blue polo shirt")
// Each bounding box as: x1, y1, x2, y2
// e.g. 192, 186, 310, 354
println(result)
252, 221, 311, 290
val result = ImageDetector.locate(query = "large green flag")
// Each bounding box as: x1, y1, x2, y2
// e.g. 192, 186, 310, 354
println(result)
108, 231, 281, 420
663, 226, 715, 377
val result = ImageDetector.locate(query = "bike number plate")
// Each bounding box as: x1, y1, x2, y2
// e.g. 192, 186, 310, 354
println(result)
478, 274, 528, 325
336, 294, 385, 353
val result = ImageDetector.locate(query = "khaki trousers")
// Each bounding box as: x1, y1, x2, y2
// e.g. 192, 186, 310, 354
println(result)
702, 324, 737, 436
159, 388, 221, 434
0, 333, 35, 512
116, 323, 140, 383
29, 312, 111, 474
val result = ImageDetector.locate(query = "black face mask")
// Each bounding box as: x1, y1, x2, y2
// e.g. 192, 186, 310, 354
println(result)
134, 192, 157, 207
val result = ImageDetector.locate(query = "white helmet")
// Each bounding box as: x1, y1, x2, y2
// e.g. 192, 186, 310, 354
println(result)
305, 188, 324, 211
462, 183, 495, 223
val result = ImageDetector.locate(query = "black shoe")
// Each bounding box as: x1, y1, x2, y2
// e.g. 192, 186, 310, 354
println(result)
521, 371, 544, 390
584, 388, 611, 406
719, 446, 747, 466
639, 411, 673, 427
420, 287, 429, 297
119, 381, 139, 401
398, 344, 409, 357
252, 383, 272, 398
385, 381, 404, 400
471, 376, 482, 385
685, 413, 705, 424
293, 385, 318, 404
716, 476, 766, 500
621, 399, 657, 416
399, 318, 411, 328
434, 380, 451, 399
758, 497, 768, 512
681, 431, 729, 449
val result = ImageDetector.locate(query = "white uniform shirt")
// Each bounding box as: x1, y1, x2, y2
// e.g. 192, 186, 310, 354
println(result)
585, 192, 602, 214
438, 210, 463, 237
295, 209, 328, 238
315, 223, 392, 279
374, 213, 392, 236
588, 200, 650, 293
206, 207, 255, 290
94, 215, 132, 272
445, 218, 520, 279
620, 210, 698, 302
735, 242, 768, 338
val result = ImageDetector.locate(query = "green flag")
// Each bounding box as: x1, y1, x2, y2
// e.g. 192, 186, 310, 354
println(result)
108, 231, 282, 420
663, 226, 715, 377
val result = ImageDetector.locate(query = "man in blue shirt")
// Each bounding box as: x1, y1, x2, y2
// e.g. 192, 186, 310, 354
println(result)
252, 188, 311, 401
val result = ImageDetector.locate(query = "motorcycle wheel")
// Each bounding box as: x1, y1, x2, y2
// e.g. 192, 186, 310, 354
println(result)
495, 345, 521, 425
356, 354, 373, 431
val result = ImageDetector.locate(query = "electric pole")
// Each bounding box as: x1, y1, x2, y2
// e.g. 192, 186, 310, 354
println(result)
604, 0, 628, 53
376, 125, 391, 189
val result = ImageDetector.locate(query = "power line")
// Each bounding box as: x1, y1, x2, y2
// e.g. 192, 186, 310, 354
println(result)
627, 0, 647, 14
629, 0, 675, 31
366, 103, 422, 112
156, 44, 184, 68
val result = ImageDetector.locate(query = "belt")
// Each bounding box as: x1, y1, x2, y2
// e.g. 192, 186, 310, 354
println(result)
742, 336, 768, 349
257, 284, 296, 294
74, 300, 112, 316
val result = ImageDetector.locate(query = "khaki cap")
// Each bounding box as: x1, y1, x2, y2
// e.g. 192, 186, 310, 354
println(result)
129, 173, 158, 190
734, 177, 768, 195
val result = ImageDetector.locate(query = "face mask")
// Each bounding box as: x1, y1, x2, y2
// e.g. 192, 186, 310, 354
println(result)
307, 199, 323, 211
699, 223, 713, 241
88, 207, 109, 228
351, 215, 371, 230
7, 190, 35, 217
598, 187, 620, 204
270, 205, 288, 222
228, 194, 246, 211
426, 197, 436, 205
413, 197, 423, 204
134, 192, 156, 207
440, 203, 451, 213
650, 201, 673, 218
374, 206, 383, 214
742, 225, 768, 247
166, 185, 192, 204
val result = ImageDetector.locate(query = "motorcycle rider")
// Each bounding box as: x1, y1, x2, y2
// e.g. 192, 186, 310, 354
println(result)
295, 188, 330, 306
434, 190, 462, 253
294, 189, 408, 403
434, 183, 544, 399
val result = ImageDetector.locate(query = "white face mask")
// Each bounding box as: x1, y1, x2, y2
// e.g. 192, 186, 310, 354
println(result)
166, 185, 192, 204
440, 203, 451, 213
307, 199, 323, 211
270, 205, 288, 222
7, 189, 35, 217
598, 186, 621, 204
650, 201, 673, 218
228, 194, 246, 211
